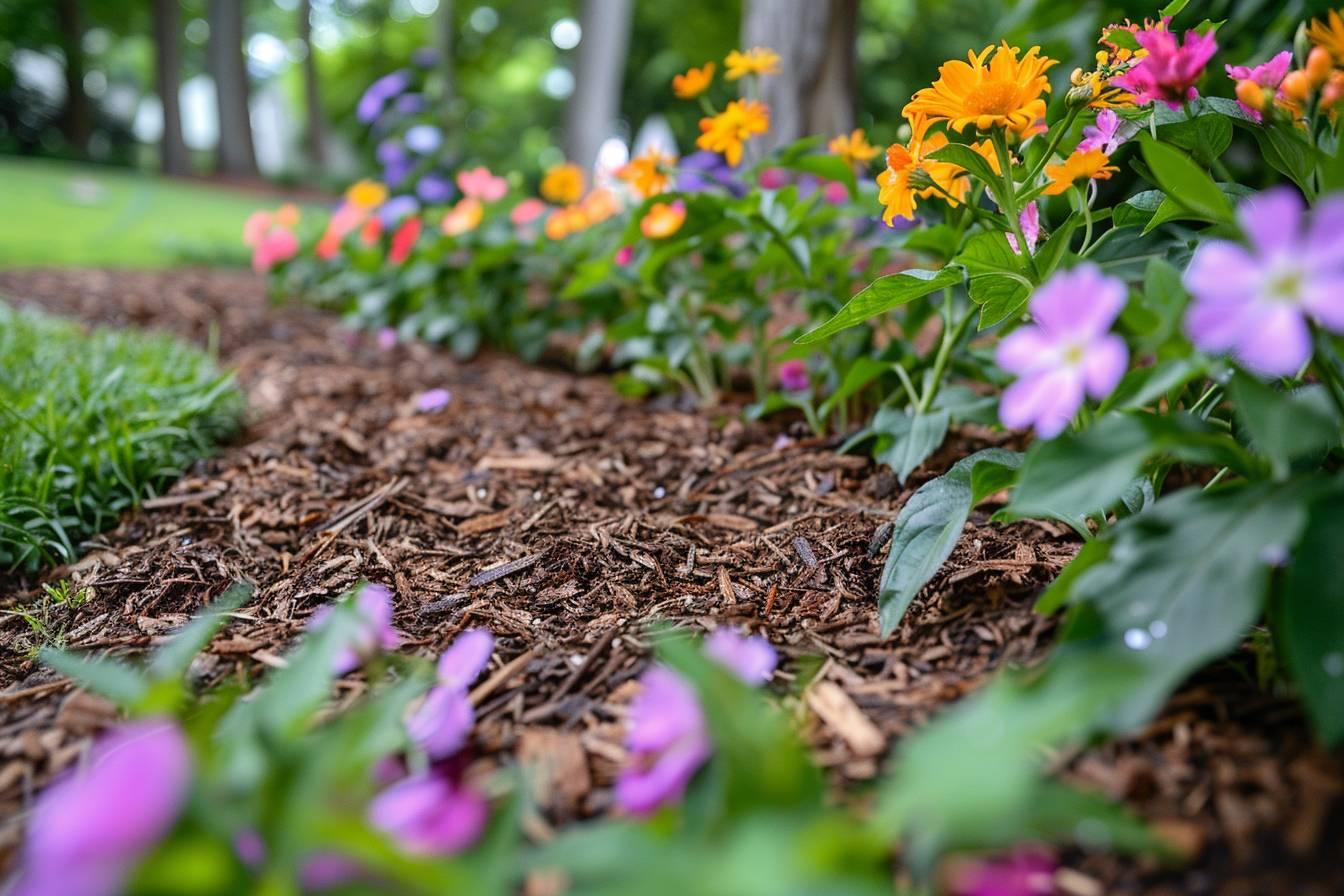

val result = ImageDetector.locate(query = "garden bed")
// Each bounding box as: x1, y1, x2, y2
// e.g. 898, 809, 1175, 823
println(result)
0, 268, 1340, 894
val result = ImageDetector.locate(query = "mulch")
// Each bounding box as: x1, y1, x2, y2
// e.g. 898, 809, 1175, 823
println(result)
0, 268, 1339, 894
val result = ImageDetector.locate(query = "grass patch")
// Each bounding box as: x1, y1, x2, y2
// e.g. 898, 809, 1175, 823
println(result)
0, 302, 243, 571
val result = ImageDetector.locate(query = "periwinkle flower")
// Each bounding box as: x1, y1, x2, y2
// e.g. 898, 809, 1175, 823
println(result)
357, 70, 412, 124
368, 771, 489, 856
416, 388, 452, 413
1111, 28, 1217, 109
703, 628, 777, 683
404, 124, 442, 155
996, 264, 1128, 438
416, 173, 456, 204
393, 93, 426, 116
676, 150, 744, 196
1076, 108, 1137, 155
406, 630, 494, 759
412, 47, 439, 68
378, 194, 420, 226
1183, 188, 1344, 376
384, 157, 414, 188
376, 138, 407, 168
308, 583, 402, 675
12, 720, 192, 896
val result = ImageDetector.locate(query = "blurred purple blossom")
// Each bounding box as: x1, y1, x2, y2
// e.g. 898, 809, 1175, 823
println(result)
357, 70, 412, 124
393, 92, 426, 116
378, 194, 420, 226
384, 157, 414, 188
308, 583, 402, 675
368, 771, 489, 856
704, 629, 777, 682
776, 359, 810, 393
1006, 202, 1039, 256
412, 47, 440, 68
676, 150, 744, 196
407, 630, 494, 759
416, 173, 456, 204
405, 123, 443, 155
377, 327, 398, 351
376, 138, 407, 168
949, 848, 1056, 896
416, 388, 452, 413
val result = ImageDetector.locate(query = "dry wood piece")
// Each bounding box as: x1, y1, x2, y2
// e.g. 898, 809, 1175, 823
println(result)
805, 681, 885, 758
468, 553, 543, 587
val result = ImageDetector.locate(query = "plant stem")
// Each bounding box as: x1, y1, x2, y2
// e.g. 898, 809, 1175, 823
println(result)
1310, 324, 1344, 420
917, 306, 975, 413
1018, 106, 1081, 193
991, 129, 1040, 282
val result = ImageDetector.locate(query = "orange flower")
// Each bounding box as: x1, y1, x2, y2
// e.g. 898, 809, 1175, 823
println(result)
359, 215, 383, 246
441, 197, 484, 236
1042, 149, 1118, 195
696, 99, 770, 166
725, 47, 780, 80
618, 147, 677, 198
1308, 9, 1344, 63
904, 42, 1057, 136
544, 204, 589, 240
580, 187, 620, 224
275, 203, 301, 228
876, 115, 995, 223
640, 200, 687, 239
828, 129, 880, 169
540, 163, 585, 204
673, 62, 715, 99
345, 179, 388, 210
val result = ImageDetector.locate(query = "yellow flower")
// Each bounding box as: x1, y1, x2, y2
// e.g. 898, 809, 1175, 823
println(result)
673, 62, 715, 99
541, 163, 585, 205
725, 47, 780, 80
1042, 149, 1118, 195
904, 42, 1057, 137
1308, 9, 1344, 63
441, 197, 484, 236
618, 148, 677, 198
696, 99, 770, 167
640, 200, 687, 239
828, 129, 880, 169
876, 115, 979, 223
345, 179, 388, 210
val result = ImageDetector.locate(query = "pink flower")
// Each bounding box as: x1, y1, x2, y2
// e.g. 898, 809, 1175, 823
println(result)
1183, 188, 1344, 376
996, 264, 1129, 438
758, 167, 789, 190
1111, 28, 1218, 109
377, 327, 398, 351
777, 358, 810, 393
388, 216, 422, 264
822, 180, 849, 205
242, 210, 272, 247
949, 848, 1057, 896
368, 771, 489, 856
1076, 108, 1136, 155
12, 720, 191, 896
308, 583, 402, 675
415, 387, 452, 413
456, 166, 508, 203
510, 197, 546, 226
1225, 51, 1292, 122
1006, 202, 1040, 256
615, 630, 776, 815
251, 226, 299, 273
406, 630, 494, 759
614, 245, 635, 266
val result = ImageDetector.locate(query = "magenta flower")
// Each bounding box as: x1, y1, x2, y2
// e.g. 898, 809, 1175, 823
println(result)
615, 244, 635, 266
950, 848, 1057, 896
1076, 108, 1136, 155
368, 771, 489, 856
416, 387, 452, 413
777, 359, 810, 393
996, 264, 1129, 438
616, 630, 777, 815
822, 180, 849, 205
251, 226, 299, 274
1184, 188, 1344, 376
1006, 202, 1040, 256
406, 629, 494, 759
1226, 51, 1292, 122
299, 852, 367, 891
12, 720, 191, 896
758, 167, 790, 190
377, 327, 398, 351
1111, 28, 1217, 109
308, 583, 402, 675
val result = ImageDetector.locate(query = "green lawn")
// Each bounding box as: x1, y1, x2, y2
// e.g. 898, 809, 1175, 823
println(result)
0, 156, 321, 268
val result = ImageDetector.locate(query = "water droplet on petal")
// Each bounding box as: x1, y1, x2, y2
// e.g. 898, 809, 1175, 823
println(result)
1123, 628, 1152, 650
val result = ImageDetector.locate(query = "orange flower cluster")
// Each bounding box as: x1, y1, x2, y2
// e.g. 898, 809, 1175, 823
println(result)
543, 188, 621, 241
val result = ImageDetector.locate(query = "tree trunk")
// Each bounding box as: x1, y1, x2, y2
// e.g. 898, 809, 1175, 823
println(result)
153, 0, 191, 176
298, 0, 327, 169
563, 0, 633, 171
207, 0, 258, 177
436, 0, 455, 101
741, 0, 858, 152
55, 0, 91, 155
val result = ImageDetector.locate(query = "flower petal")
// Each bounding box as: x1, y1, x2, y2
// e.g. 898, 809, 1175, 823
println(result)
1233, 304, 1312, 377
1237, 187, 1304, 258
436, 630, 494, 689
1082, 334, 1129, 399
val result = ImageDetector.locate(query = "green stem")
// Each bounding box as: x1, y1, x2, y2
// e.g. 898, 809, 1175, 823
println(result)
917, 306, 975, 414
991, 129, 1040, 282
1310, 324, 1344, 420
892, 361, 921, 409
1018, 106, 1081, 194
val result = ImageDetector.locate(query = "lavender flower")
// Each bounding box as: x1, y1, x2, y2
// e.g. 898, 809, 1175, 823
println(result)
308, 583, 402, 675
416, 388, 452, 413
704, 628, 777, 683
676, 150, 744, 196
12, 720, 191, 896
393, 93, 426, 116
416, 173, 456, 204
378, 194, 420, 226
1076, 108, 1137, 155
376, 138, 407, 168
368, 771, 489, 856
357, 70, 412, 124
996, 264, 1129, 438
776, 359, 810, 393
1184, 188, 1344, 376
404, 124, 443, 155
406, 630, 494, 759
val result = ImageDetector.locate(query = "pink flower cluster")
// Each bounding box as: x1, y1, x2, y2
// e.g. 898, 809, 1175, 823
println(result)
1111, 27, 1217, 109
243, 205, 300, 273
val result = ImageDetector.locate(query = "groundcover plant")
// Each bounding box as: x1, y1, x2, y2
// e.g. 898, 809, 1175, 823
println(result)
14, 2, 1344, 894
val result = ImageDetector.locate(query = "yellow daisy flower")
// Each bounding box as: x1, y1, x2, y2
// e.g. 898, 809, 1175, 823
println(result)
904, 42, 1057, 137
1042, 149, 1118, 195
673, 62, 715, 99
618, 148, 677, 198
696, 99, 770, 167
828, 129, 880, 169
725, 47, 780, 80
1308, 9, 1344, 63
540, 163, 585, 205
345, 179, 388, 210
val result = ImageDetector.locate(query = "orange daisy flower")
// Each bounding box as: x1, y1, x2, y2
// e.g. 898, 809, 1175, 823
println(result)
673, 62, 715, 99
904, 42, 1057, 137
876, 116, 997, 223
540, 163, 585, 205
640, 200, 687, 239
1042, 149, 1118, 195
828, 129, 880, 169
696, 99, 770, 167
1308, 9, 1344, 63
618, 148, 677, 198
725, 47, 780, 80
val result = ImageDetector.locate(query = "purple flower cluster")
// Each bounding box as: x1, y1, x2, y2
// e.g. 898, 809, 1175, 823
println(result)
357, 70, 413, 124
407, 630, 494, 758
307, 582, 402, 675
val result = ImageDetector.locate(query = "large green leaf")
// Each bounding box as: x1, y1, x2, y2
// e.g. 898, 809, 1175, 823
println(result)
797, 267, 964, 344
1138, 135, 1233, 225
956, 231, 1033, 328
871, 408, 951, 485
148, 581, 254, 682
39, 648, 147, 708
876, 448, 1022, 635
1227, 374, 1341, 479
926, 143, 1000, 191
1251, 125, 1319, 196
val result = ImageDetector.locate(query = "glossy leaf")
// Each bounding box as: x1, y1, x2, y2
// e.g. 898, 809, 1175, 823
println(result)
797, 267, 964, 344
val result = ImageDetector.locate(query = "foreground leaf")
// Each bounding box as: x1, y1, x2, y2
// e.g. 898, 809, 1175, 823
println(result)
797, 267, 963, 344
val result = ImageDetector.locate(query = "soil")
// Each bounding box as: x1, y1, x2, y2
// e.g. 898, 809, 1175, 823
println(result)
0, 268, 1339, 895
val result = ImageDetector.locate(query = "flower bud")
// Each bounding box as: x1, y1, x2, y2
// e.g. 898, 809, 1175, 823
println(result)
1307, 46, 1334, 87
1280, 69, 1313, 102
907, 168, 937, 191
1066, 80, 1095, 107
1294, 22, 1312, 68
1235, 79, 1267, 112
1323, 72, 1344, 109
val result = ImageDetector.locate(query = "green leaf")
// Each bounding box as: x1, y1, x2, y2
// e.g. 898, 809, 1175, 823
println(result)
926, 143, 1000, 190
818, 357, 889, 419
956, 231, 1032, 328
901, 224, 961, 261
797, 267, 964, 344
1251, 125, 1319, 196
1228, 375, 1340, 478
876, 448, 1022, 635
39, 648, 147, 708
1155, 108, 1232, 168
1033, 539, 1109, 615
147, 581, 254, 682
1138, 135, 1233, 225
1159, 0, 1190, 17
872, 408, 951, 485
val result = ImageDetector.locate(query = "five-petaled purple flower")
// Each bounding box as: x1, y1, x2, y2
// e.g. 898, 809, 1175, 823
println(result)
1184, 188, 1344, 377
616, 629, 777, 815
12, 720, 192, 896
996, 264, 1129, 438
368, 770, 489, 856
1111, 28, 1217, 109
406, 629, 495, 759
1226, 51, 1293, 122
1076, 108, 1136, 155
308, 583, 402, 675
949, 847, 1057, 896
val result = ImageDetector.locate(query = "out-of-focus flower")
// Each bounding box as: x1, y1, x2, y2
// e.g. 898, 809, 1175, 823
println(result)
580, 187, 620, 225
359, 216, 383, 247
308, 583, 402, 674
378, 194, 420, 226
640, 200, 687, 239
619, 147, 677, 198
1226, 51, 1293, 122
1042, 148, 1118, 195
299, 853, 366, 892
877, 115, 992, 223
383, 157, 414, 188
368, 771, 489, 856
416, 388, 452, 413
234, 829, 266, 870
777, 359, 810, 393
1110, 28, 1217, 109
378, 327, 398, 351
456, 166, 508, 203
393, 92, 425, 116
758, 167, 790, 190
541, 162, 585, 204
389, 216, 421, 264
996, 264, 1129, 438
1184, 188, 1344, 376
252, 227, 299, 273
316, 202, 367, 260
412, 46, 439, 68
1308, 9, 1344, 63
544, 205, 589, 240
828, 129, 880, 168
704, 629, 777, 683
673, 62, 715, 99
376, 138, 407, 168
11, 720, 191, 896
416, 173, 455, 204
406, 630, 494, 759
697, 99, 770, 166
346, 179, 389, 210
677, 150, 743, 195
949, 848, 1057, 896
905, 43, 1056, 137
1076, 107, 1137, 154
357, 70, 411, 123
822, 180, 849, 205
442, 197, 485, 237
510, 198, 547, 227
243, 210, 272, 247
1006, 201, 1039, 256
725, 47, 780, 80
615, 245, 635, 266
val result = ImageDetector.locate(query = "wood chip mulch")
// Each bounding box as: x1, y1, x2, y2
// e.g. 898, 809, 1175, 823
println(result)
0, 268, 1339, 894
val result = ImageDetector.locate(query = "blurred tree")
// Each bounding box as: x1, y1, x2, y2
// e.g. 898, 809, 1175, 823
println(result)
207, 0, 257, 176
54, 0, 91, 155
152, 0, 191, 175
565, 0, 633, 170
436, 0, 455, 100
297, 0, 328, 169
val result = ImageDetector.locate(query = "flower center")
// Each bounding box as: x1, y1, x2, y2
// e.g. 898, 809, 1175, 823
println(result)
1062, 343, 1085, 366
965, 81, 1018, 115
1266, 267, 1303, 303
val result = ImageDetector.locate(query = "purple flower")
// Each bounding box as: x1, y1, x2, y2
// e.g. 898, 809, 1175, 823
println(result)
393, 93, 425, 116
412, 47, 440, 69
384, 158, 414, 188
776, 359, 810, 393
357, 70, 412, 124
1006, 202, 1040, 256
1111, 28, 1217, 109
406, 630, 494, 759
758, 167, 790, 190
1226, 51, 1292, 123
416, 173, 456, 204
950, 848, 1056, 896
416, 388, 452, 413
1184, 188, 1344, 376
676, 150, 744, 196
12, 720, 191, 896
616, 630, 777, 815
378, 194, 420, 226
377, 327, 398, 351
299, 852, 367, 891
1077, 108, 1136, 155
996, 264, 1129, 438
405, 124, 442, 155
234, 829, 266, 869
368, 771, 489, 856
308, 583, 402, 675
376, 138, 407, 168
